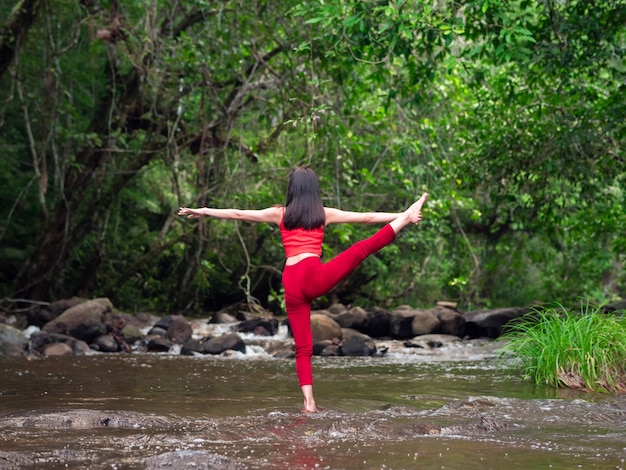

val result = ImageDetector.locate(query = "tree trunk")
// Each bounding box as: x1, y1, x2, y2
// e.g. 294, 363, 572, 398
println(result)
0, 0, 41, 80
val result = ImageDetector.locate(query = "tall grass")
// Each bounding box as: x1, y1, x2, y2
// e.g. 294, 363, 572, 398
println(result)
500, 302, 626, 393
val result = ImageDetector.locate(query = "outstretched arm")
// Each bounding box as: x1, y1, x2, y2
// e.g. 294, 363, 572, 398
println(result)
178, 206, 282, 225
324, 208, 402, 225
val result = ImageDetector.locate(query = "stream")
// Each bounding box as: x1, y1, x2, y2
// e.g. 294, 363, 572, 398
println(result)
0, 330, 624, 469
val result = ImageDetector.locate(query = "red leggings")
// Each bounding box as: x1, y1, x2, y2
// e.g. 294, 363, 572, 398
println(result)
282, 224, 396, 386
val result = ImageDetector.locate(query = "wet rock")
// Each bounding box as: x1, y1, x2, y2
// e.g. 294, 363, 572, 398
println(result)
166, 316, 192, 344
365, 307, 391, 338
238, 317, 279, 336
214, 311, 238, 323
390, 306, 419, 339
313, 339, 334, 355
310, 313, 342, 342
202, 333, 246, 355
319, 344, 340, 356
0, 324, 28, 355
340, 329, 376, 356
144, 450, 247, 470
42, 298, 112, 343
150, 315, 192, 344
405, 334, 462, 348
30, 332, 90, 355
146, 336, 173, 352
604, 299, 626, 314
181, 338, 203, 355
42, 342, 73, 356
121, 324, 144, 344
464, 307, 529, 338
91, 334, 119, 353
411, 309, 440, 336
433, 306, 466, 337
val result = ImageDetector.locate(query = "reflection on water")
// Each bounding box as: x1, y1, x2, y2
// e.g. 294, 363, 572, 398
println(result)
0, 349, 625, 469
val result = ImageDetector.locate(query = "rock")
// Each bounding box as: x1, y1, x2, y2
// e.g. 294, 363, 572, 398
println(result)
146, 337, 173, 352
42, 342, 73, 356
464, 307, 529, 338
340, 329, 376, 356
147, 326, 167, 337
91, 334, 119, 353
432, 306, 466, 337
202, 333, 246, 355
214, 311, 238, 323
144, 450, 246, 470
390, 306, 419, 339
313, 339, 334, 355
0, 324, 28, 356
335, 306, 368, 333
319, 344, 340, 356
165, 316, 192, 344
310, 313, 342, 343
405, 334, 462, 348
327, 303, 348, 314
30, 332, 90, 355
365, 307, 391, 338
121, 324, 144, 344
181, 338, 203, 355
238, 318, 279, 336
27, 297, 86, 327
411, 309, 441, 336
42, 298, 112, 343
604, 300, 626, 314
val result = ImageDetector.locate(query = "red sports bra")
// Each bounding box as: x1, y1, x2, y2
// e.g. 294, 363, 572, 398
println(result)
279, 212, 324, 258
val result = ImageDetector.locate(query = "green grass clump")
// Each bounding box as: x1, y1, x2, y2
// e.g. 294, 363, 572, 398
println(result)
501, 302, 626, 393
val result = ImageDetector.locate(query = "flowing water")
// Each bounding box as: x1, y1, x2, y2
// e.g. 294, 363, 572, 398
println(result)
0, 332, 624, 469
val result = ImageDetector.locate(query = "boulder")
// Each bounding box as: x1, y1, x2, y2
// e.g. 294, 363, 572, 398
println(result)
42, 342, 74, 356
0, 324, 28, 355
432, 306, 466, 337
238, 317, 279, 336
91, 334, 119, 353
42, 298, 112, 343
150, 315, 192, 344
30, 332, 90, 355
202, 333, 246, 355
335, 306, 368, 333
463, 307, 530, 338
310, 313, 342, 343
340, 329, 376, 357
146, 337, 173, 352
365, 307, 391, 338
390, 306, 419, 339
27, 297, 86, 327
411, 309, 440, 336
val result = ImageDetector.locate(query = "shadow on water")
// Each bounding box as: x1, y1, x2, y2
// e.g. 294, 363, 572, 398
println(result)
0, 350, 625, 469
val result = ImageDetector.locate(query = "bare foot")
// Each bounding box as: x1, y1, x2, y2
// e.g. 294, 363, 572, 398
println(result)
406, 193, 428, 224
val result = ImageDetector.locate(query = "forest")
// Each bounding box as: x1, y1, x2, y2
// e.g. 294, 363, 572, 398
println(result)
0, 0, 624, 316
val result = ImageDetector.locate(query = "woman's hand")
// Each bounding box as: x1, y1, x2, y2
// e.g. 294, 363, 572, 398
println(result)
178, 207, 205, 219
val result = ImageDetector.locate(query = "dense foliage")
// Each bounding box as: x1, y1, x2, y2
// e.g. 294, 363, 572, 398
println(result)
1, 0, 624, 315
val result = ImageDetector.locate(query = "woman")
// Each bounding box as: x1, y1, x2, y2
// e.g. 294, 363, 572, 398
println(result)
178, 166, 428, 413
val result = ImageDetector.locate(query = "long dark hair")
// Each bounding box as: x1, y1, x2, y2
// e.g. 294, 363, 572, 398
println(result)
283, 166, 326, 230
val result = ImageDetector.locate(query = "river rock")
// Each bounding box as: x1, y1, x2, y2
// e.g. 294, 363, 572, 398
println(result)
340, 329, 376, 356
42, 342, 74, 356
411, 309, 441, 336
91, 334, 119, 353
181, 338, 203, 355
144, 450, 246, 470
42, 298, 112, 343
310, 313, 342, 342
150, 315, 192, 344
30, 332, 90, 355
202, 333, 246, 355
335, 306, 368, 333
238, 317, 279, 336
146, 336, 173, 352
604, 300, 626, 314
432, 306, 466, 337
0, 324, 28, 355
365, 307, 391, 337
464, 307, 529, 338
390, 306, 419, 339
405, 334, 462, 348
27, 297, 86, 327
121, 324, 144, 344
